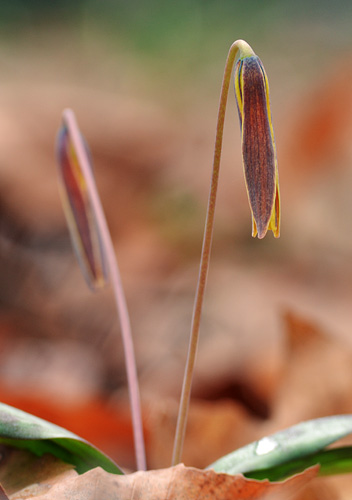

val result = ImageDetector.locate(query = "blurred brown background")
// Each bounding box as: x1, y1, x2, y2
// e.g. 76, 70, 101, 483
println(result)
1, 0, 352, 495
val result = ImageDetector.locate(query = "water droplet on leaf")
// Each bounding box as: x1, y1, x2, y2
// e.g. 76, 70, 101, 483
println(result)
255, 437, 278, 455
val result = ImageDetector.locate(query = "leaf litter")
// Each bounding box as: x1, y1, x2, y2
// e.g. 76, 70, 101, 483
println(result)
0, 459, 318, 500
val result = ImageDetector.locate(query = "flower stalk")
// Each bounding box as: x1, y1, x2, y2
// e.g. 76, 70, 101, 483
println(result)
56, 109, 146, 471
172, 40, 280, 465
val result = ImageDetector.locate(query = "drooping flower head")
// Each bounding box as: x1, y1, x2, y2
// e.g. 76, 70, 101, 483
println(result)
56, 111, 108, 289
234, 48, 280, 238
56, 110, 146, 470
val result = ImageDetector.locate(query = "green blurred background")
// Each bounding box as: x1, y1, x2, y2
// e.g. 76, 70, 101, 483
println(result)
2, 0, 352, 91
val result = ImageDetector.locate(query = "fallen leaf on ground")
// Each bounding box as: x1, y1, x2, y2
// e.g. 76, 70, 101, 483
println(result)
267, 311, 352, 430
6, 463, 318, 500
291, 478, 339, 500
0, 448, 76, 498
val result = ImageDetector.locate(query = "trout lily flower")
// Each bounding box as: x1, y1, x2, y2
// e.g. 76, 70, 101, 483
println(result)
55, 109, 146, 470
56, 112, 108, 289
234, 51, 280, 238
172, 40, 281, 466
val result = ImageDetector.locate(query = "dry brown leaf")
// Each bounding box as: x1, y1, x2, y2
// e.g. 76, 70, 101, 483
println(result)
0, 448, 76, 498
267, 310, 352, 429
14, 464, 318, 500
291, 477, 339, 500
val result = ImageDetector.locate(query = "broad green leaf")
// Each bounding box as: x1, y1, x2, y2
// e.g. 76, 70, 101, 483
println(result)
209, 415, 352, 476
0, 402, 123, 475
245, 446, 352, 481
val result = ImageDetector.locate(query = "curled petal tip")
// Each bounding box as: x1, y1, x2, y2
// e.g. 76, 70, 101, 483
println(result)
256, 228, 267, 240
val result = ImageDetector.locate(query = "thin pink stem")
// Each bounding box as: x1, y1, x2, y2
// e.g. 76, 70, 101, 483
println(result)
63, 109, 146, 471
171, 41, 247, 466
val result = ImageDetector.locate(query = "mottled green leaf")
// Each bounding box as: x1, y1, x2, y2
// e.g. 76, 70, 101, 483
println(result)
245, 446, 352, 481
209, 415, 352, 477
0, 402, 122, 475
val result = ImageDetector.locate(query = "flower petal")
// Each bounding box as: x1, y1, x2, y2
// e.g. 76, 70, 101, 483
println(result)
56, 123, 108, 289
235, 55, 280, 238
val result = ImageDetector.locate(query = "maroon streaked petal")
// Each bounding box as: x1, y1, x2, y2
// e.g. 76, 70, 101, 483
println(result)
56, 124, 108, 289
241, 56, 276, 239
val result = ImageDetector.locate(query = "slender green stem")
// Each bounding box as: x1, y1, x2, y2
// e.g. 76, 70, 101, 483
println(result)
63, 109, 146, 471
171, 40, 253, 466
